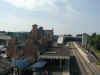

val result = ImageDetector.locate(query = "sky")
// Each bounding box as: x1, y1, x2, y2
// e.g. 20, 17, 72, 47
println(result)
0, 0, 100, 35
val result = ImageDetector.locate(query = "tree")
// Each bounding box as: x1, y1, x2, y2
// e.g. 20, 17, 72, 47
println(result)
88, 33, 100, 51
91, 32, 96, 38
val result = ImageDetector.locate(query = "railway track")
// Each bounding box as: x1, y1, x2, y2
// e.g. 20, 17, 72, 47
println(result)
73, 42, 100, 75
73, 48, 93, 75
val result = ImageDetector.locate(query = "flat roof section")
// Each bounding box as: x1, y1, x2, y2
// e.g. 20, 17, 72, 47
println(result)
39, 46, 71, 59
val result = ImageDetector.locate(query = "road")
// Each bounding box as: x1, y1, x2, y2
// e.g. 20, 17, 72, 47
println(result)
72, 42, 100, 75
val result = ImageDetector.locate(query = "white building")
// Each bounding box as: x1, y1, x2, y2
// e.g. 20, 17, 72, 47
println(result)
57, 35, 64, 45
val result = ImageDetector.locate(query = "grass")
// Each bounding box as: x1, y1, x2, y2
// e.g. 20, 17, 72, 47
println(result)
92, 49, 100, 65
93, 50, 100, 58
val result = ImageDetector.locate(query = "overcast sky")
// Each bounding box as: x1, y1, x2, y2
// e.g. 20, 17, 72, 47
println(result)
0, 0, 100, 35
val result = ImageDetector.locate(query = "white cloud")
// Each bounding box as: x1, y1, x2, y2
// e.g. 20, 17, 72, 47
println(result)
4, 0, 56, 11
3, 0, 80, 16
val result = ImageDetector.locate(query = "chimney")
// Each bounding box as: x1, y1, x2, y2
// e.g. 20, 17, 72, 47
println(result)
32, 24, 38, 31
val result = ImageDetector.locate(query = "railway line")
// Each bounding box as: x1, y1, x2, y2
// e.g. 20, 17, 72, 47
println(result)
73, 42, 100, 75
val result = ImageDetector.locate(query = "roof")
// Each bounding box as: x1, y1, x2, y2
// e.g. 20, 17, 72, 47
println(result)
30, 61, 47, 69
12, 57, 30, 69
0, 35, 11, 40
12, 58, 47, 70
39, 46, 71, 59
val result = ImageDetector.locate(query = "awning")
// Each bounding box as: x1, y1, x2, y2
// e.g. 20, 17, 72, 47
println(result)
12, 57, 30, 69
30, 61, 47, 69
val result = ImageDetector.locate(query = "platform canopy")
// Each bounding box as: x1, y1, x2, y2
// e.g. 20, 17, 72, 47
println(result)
0, 35, 11, 40
39, 46, 71, 60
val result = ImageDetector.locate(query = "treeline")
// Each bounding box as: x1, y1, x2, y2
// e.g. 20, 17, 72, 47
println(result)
88, 33, 100, 51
